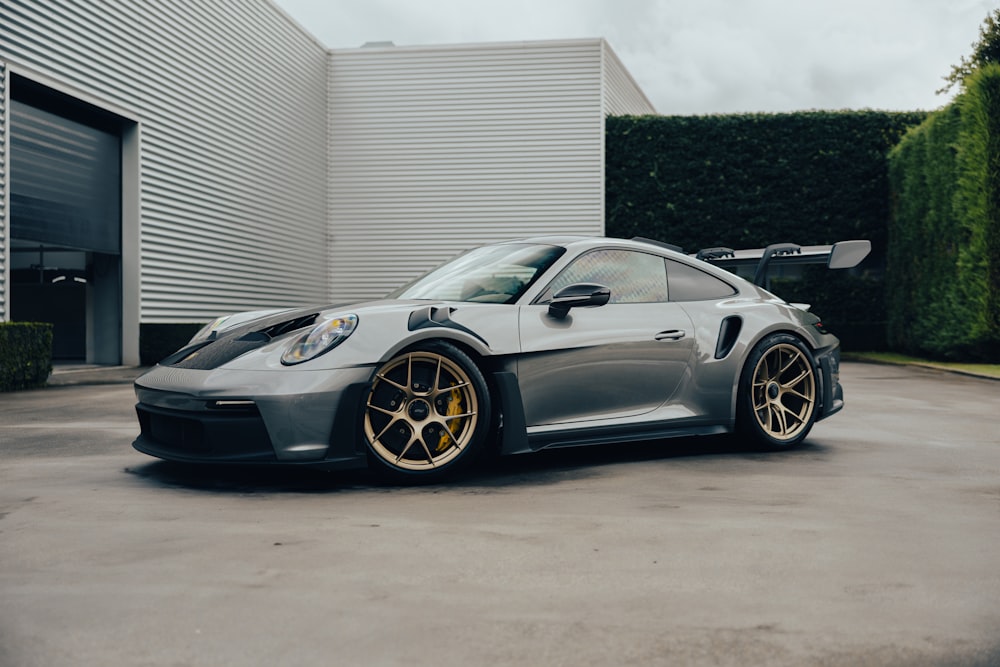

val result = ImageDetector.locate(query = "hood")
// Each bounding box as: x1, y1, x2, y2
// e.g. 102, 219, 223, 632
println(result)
157, 299, 459, 370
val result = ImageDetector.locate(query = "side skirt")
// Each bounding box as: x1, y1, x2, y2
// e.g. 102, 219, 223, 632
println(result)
493, 371, 729, 456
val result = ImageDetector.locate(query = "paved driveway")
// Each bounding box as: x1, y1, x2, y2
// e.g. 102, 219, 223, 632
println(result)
0, 362, 998, 666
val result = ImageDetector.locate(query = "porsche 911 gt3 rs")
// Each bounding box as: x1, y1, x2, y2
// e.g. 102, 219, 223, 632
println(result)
132, 235, 869, 482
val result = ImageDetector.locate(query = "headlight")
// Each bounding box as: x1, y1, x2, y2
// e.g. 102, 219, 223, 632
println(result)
281, 314, 358, 365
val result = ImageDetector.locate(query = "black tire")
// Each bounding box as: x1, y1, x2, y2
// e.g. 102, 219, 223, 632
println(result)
362, 341, 491, 482
737, 333, 819, 449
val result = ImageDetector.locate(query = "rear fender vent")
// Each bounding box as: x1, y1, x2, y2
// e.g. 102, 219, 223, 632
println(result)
715, 316, 743, 359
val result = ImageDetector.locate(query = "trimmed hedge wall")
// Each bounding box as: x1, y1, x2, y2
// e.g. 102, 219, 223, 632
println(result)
0, 322, 54, 391
606, 111, 927, 350
772, 270, 888, 351
606, 111, 927, 254
887, 65, 1000, 361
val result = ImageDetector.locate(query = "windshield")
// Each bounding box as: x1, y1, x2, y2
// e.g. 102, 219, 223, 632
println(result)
389, 243, 566, 304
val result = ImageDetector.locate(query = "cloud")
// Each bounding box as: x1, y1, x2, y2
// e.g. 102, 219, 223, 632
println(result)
276, 0, 1000, 114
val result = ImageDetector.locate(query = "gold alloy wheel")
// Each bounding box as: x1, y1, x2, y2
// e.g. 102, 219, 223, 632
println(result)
364, 351, 480, 471
750, 342, 816, 442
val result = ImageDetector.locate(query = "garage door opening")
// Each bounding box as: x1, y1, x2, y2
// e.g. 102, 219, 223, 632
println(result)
9, 77, 124, 364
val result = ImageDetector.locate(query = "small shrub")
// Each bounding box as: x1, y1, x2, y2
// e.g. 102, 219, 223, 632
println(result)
0, 322, 54, 391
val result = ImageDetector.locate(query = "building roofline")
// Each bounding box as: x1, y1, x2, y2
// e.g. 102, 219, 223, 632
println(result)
329, 36, 606, 55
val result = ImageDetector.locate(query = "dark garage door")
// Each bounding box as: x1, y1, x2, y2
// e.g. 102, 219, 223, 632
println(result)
9, 91, 122, 361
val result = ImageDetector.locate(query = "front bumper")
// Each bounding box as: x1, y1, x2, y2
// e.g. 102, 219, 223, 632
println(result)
132, 364, 373, 468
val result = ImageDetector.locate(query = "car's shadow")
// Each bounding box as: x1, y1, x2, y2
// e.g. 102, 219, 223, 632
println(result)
124, 435, 830, 494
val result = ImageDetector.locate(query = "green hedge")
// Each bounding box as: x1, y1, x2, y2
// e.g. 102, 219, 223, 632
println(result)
605, 111, 926, 350
606, 111, 927, 256
0, 322, 53, 391
772, 270, 887, 351
887, 65, 1000, 361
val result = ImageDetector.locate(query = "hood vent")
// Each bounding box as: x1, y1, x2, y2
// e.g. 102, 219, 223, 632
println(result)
164, 312, 320, 370
260, 314, 317, 338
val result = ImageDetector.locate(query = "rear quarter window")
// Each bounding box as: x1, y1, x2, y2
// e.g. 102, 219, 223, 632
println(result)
666, 259, 737, 301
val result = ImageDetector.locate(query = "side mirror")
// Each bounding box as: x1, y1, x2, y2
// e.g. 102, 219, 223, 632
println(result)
547, 283, 611, 319
828, 240, 871, 270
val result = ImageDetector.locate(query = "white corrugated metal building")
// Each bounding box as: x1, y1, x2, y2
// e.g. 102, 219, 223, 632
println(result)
0, 0, 654, 365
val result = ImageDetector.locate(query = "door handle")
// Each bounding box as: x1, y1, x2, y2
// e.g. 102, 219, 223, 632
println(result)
655, 330, 686, 341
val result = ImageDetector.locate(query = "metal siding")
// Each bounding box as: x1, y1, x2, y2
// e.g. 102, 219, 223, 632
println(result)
0, 0, 329, 323
601, 41, 657, 116
328, 40, 607, 301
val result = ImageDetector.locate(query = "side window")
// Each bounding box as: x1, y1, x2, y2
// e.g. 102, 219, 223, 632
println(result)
666, 259, 737, 301
540, 249, 669, 304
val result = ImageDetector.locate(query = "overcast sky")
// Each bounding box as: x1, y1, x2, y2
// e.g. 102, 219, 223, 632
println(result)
273, 0, 999, 115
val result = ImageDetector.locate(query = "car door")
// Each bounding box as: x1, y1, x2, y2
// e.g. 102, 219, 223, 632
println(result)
516, 248, 695, 427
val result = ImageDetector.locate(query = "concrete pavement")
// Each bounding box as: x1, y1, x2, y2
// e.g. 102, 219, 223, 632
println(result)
1, 362, 998, 666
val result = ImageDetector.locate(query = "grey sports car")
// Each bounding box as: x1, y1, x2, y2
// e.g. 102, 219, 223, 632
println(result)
132, 235, 869, 482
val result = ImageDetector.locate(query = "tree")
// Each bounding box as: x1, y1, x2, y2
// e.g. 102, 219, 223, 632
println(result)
938, 9, 1000, 95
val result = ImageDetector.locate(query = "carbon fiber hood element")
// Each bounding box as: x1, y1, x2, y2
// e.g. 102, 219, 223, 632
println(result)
161, 308, 321, 370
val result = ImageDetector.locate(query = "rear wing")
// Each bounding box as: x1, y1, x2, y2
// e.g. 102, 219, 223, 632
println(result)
691, 240, 872, 288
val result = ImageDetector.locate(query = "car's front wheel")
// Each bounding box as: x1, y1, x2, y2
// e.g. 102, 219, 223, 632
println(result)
362, 341, 491, 482
738, 333, 818, 449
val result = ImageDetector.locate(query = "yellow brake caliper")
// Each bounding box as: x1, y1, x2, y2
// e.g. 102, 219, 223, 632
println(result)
436, 386, 463, 452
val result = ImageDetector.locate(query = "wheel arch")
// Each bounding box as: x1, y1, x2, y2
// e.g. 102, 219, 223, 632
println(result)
380, 329, 494, 366
730, 326, 822, 421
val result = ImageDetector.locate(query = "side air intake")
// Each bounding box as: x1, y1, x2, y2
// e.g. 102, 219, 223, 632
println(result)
715, 316, 743, 359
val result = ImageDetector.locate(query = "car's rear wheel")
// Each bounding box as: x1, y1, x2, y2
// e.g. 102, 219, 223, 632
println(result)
738, 333, 818, 449
363, 341, 490, 482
